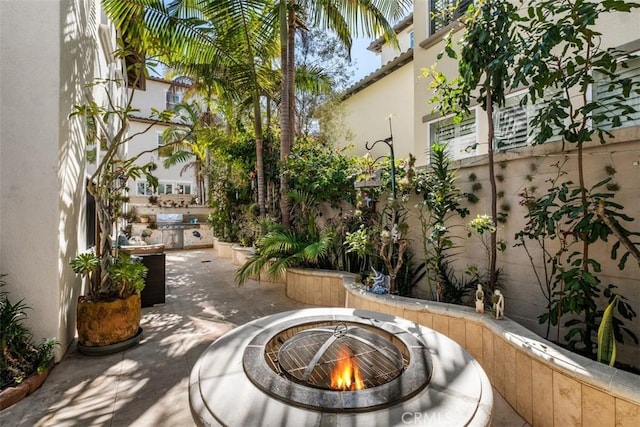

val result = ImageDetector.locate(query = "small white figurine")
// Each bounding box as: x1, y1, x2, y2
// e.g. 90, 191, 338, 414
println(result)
391, 223, 399, 242
475, 284, 485, 314
493, 290, 505, 320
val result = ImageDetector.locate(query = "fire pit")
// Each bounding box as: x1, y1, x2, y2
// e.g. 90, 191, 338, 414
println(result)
275, 323, 404, 390
190, 308, 493, 426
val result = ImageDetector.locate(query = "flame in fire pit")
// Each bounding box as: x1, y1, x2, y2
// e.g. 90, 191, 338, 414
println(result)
330, 347, 365, 390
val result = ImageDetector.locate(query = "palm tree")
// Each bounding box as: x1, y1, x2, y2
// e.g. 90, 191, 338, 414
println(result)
104, 0, 410, 223
235, 190, 336, 285
103, 0, 279, 217
276, 0, 412, 227
161, 101, 214, 205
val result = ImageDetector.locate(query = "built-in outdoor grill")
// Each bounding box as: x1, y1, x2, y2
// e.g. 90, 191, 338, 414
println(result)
156, 213, 200, 230
190, 308, 494, 426
156, 213, 199, 249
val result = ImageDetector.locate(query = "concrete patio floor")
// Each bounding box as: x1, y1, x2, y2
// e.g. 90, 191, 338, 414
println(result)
0, 248, 529, 426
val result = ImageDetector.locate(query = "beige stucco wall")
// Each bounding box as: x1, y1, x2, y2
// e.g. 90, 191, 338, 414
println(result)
340, 1, 640, 367
132, 78, 187, 118
379, 24, 414, 65
0, 0, 113, 360
446, 134, 640, 365
341, 62, 415, 160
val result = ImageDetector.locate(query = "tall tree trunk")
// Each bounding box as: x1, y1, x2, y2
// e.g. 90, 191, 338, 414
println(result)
91, 185, 113, 292
577, 142, 593, 352
287, 5, 295, 145
278, 0, 294, 227
486, 82, 498, 293
254, 93, 266, 218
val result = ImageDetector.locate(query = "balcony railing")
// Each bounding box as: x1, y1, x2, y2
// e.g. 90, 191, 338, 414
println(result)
429, 0, 473, 35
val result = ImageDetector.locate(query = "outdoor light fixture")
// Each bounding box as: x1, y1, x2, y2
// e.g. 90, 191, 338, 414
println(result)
364, 117, 396, 200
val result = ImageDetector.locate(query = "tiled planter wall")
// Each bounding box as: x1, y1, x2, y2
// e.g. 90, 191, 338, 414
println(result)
230, 246, 284, 283
286, 269, 347, 308
285, 269, 640, 427
231, 245, 254, 266
215, 241, 233, 259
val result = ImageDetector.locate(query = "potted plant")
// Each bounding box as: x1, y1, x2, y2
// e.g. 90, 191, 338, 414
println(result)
139, 214, 150, 224
71, 252, 146, 352
69, 47, 173, 354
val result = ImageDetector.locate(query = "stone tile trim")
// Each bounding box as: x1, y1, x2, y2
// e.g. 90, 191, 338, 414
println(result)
285, 268, 640, 426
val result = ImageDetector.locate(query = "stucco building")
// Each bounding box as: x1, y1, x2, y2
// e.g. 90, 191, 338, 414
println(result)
0, 0, 124, 359
128, 77, 198, 202
341, 0, 640, 365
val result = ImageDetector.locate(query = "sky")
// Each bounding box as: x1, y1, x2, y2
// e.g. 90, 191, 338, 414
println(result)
349, 37, 382, 84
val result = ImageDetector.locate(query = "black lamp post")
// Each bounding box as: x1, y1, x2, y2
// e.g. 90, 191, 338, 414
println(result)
364, 118, 396, 200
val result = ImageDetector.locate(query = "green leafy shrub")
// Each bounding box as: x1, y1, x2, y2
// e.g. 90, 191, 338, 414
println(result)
71, 252, 147, 300
1, 275, 58, 389
283, 138, 358, 205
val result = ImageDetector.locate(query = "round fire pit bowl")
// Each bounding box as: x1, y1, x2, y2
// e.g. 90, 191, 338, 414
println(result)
189, 308, 493, 427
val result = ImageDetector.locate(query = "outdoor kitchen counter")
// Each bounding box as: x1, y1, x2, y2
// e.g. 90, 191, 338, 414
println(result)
122, 243, 166, 255
130, 224, 214, 248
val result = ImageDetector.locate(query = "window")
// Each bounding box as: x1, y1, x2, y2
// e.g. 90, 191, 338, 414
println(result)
593, 56, 640, 130
137, 181, 192, 195
409, 31, 414, 49
158, 183, 173, 195
176, 183, 192, 195
429, 0, 473, 36
493, 93, 532, 150
428, 110, 477, 161
136, 181, 153, 195
166, 89, 182, 111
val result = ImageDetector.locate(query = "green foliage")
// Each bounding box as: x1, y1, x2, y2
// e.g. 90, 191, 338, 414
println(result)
394, 251, 426, 297
206, 131, 273, 243
235, 192, 336, 285
518, 161, 638, 353
423, 0, 519, 292
598, 296, 619, 366
283, 137, 358, 205
333, 210, 380, 275
70, 72, 169, 301
108, 253, 147, 297
344, 225, 376, 259
509, 0, 640, 357
466, 193, 479, 204
437, 260, 479, 306
414, 142, 469, 301
71, 252, 147, 300
70, 253, 100, 277
513, 0, 640, 146
467, 214, 496, 236
1, 275, 58, 390
160, 101, 222, 205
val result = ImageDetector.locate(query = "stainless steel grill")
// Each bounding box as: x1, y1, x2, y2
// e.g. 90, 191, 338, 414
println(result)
157, 223, 199, 230
156, 213, 199, 230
